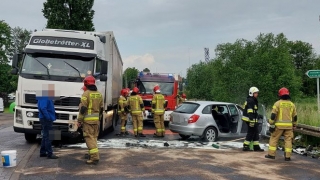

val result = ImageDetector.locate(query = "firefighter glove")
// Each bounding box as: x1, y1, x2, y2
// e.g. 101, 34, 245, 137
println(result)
269, 125, 275, 133
249, 122, 255, 127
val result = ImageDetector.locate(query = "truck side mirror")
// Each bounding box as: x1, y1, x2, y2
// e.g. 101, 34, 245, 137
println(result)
101, 61, 108, 74
11, 68, 18, 75
100, 75, 107, 81
12, 54, 19, 68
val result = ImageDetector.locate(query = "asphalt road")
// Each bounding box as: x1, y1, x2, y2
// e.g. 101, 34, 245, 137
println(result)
1, 114, 319, 180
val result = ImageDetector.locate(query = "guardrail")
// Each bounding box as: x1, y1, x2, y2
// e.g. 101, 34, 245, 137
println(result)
294, 124, 320, 138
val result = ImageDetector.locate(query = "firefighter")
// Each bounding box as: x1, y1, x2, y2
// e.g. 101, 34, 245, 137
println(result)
152, 85, 167, 137
265, 87, 297, 161
242, 87, 264, 152
127, 87, 146, 137
118, 89, 129, 136
78, 75, 103, 165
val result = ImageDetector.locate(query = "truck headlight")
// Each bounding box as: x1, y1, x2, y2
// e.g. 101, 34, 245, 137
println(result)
26, 112, 34, 117
16, 109, 23, 124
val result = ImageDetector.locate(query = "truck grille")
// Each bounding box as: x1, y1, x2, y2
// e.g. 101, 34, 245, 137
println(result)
25, 94, 80, 107
33, 121, 69, 132
30, 112, 71, 120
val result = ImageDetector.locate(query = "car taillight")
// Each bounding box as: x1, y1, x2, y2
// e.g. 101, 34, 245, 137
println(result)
188, 114, 200, 123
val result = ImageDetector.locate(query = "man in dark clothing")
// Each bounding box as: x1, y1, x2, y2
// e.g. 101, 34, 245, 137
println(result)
242, 86, 264, 152
36, 84, 59, 159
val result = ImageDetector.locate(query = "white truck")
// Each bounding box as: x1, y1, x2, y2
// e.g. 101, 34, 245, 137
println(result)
11, 29, 123, 142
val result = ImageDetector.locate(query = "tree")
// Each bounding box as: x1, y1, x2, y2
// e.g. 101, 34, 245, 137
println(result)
186, 33, 303, 107
288, 40, 317, 96
0, 63, 17, 106
0, 20, 12, 63
143, 68, 150, 72
42, 0, 95, 31
123, 67, 139, 88
7, 27, 32, 61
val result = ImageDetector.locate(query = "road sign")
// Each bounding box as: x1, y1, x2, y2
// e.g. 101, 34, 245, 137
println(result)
306, 70, 320, 112
306, 70, 320, 78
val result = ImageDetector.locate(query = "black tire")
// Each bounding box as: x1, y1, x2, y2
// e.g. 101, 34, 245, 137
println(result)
202, 127, 218, 142
24, 133, 37, 143
179, 134, 190, 140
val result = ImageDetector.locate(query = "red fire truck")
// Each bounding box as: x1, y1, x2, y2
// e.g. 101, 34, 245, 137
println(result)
134, 71, 180, 121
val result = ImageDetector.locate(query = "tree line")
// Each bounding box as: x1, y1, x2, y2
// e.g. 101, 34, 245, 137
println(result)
0, 20, 32, 105
185, 33, 320, 107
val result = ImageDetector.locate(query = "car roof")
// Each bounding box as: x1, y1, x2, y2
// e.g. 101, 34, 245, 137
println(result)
183, 100, 236, 106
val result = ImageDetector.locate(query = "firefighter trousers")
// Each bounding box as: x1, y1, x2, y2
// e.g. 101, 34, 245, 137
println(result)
119, 113, 127, 133
243, 122, 260, 147
268, 127, 293, 158
82, 122, 99, 161
131, 114, 143, 135
154, 114, 165, 136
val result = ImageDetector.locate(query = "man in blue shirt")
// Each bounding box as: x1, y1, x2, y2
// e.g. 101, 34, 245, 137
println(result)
36, 84, 58, 159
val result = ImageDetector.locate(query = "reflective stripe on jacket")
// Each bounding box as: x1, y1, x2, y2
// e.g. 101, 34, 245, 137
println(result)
78, 90, 103, 123
242, 96, 258, 123
152, 93, 165, 115
271, 100, 297, 129
128, 95, 144, 115
118, 96, 127, 113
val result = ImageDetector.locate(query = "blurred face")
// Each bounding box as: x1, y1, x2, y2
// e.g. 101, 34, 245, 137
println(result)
253, 92, 259, 98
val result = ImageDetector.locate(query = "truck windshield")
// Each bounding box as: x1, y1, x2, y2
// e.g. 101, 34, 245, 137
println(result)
138, 81, 174, 95
21, 53, 94, 78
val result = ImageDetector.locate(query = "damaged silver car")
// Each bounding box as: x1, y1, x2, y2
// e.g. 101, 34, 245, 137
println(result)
169, 101, 270, 142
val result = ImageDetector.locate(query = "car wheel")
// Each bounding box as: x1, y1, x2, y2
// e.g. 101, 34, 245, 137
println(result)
179, 134, 190, 140
203, 127, 218, 142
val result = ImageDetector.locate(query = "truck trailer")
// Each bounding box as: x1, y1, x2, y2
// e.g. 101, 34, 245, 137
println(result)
11, 29, 123, 142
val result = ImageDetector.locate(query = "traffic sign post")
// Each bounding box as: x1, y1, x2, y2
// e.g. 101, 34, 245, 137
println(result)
306, 70, 320, 112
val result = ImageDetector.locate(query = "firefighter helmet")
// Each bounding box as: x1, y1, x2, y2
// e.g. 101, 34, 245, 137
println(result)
132, 87, 139, 93
121, 89, 128, 96
153, 85, 160, 93
81, 76, 95, 90
181, 93, 186, 98
278, 87, 289, 96
249, 87, 259, 96
83, 75, 96, 86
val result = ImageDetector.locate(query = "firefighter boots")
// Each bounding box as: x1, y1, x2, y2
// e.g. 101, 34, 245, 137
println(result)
265, 154, 275, 159
253, 145, 264, 152
86, 159, 99, 165
243, 145, 252, 151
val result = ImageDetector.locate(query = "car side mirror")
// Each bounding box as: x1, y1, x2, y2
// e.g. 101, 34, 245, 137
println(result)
100, 75, 107, 81
101, 61, 108, 74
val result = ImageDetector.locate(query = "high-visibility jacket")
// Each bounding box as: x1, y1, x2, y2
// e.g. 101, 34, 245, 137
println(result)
242, 96, 258, 123
118, 96, 127, 113
269, 100, 297, 129
152, 93, 165, 115
78, 90, 103, 124
127, 95, 144, 115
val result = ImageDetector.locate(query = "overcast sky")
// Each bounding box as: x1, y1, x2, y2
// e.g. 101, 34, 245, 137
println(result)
1, 0, 320, 77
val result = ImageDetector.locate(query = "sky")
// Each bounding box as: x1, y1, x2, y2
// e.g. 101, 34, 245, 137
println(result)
1, 0, 320, 77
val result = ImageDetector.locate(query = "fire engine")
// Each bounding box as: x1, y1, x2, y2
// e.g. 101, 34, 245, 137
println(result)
134, 72, 181, 121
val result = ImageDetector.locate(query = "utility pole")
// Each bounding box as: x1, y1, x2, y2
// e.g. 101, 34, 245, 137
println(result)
204, 48, 210, 63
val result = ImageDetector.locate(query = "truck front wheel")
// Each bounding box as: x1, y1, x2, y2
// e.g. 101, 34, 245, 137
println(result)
24, 133, 37, 143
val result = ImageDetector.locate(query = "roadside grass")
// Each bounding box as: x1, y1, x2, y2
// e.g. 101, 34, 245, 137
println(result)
266, 97, 320, 127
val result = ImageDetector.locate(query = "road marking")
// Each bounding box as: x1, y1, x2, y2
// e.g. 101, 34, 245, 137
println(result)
10, 143, 38, 180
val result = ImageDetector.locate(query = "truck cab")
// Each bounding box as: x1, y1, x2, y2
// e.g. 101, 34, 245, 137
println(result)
134, 72, 180, 121
11, 29, 123, 142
